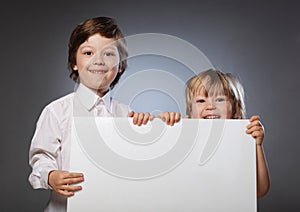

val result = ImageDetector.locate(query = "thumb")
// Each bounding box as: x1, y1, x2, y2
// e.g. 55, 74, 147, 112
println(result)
128, 111, 134, 117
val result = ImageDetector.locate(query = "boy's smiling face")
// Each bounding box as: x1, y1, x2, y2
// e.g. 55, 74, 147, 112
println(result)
191, 89, 233, 119
73, 33, 120, 97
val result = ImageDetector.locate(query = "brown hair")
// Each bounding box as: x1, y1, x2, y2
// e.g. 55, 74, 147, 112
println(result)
68, 16, 128, 89
185, 69, 246, 119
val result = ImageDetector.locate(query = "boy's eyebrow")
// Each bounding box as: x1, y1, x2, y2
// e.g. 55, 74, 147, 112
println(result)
102, 45, 118, 50
194, 95, 206, 99
78, 44, 93, 49
79, 44, 117, 50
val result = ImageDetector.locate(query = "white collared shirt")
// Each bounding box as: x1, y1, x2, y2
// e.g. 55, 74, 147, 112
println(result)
28, 83, 130, 212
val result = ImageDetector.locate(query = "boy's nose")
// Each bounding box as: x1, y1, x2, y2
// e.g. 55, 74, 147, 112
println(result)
92, 53, 105, 65
206, 102, 216, 110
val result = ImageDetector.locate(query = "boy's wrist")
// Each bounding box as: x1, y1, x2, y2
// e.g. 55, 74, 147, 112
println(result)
48, 170, 56, 190
256, 143, 264, 149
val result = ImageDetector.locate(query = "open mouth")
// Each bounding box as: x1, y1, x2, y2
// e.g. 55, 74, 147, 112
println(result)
203, 115, 220, 119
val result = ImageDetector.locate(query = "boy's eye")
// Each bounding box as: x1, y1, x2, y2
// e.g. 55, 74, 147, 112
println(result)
84, 51, 93, 56
102, 49, 117, 57
102, 46, 118, 57
215, 97, 225, 102
196, 99, 205, 103
103, 52, 115, 57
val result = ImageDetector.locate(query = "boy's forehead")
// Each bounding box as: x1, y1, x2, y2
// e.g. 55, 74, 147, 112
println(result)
194, 84, 226, 97
83, 33, 117, 47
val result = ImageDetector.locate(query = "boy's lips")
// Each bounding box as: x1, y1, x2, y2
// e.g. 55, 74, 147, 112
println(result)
203, 115, 220, 119
88, 69, 108, 74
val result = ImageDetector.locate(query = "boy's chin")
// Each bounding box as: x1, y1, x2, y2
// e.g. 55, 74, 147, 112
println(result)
83, 83, 109, 93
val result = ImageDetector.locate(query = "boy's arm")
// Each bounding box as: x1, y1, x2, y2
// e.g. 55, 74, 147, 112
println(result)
256, 145, 270, 198
246, 115, 270, 198
28, 107, 61, 189
29, 106, 84, 196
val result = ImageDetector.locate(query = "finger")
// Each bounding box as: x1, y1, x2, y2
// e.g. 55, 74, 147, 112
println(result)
132, 112, 139, 125
57, 189, 75, 197
128, 111, 134, 118
251, 131, 263, 138
246, 125, 263, 134
246, 130, 264, 141
164, 113, 170, 124
136, 113, 145, 126
64, 176, 84, 185
249, 115, 260, 122
149, 115, 154, 121
65, 172, 84, 178
175, 112, 181, 122
247, 120, 261, 129
61, 184, 82, 192
142, 112, 150, 125
169, 112, 175, 126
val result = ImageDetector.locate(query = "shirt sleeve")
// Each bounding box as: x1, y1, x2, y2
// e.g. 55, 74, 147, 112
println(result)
28, 105, 62, 189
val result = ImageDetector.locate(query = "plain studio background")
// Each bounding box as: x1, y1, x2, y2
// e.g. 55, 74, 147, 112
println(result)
1, 0, 299, 211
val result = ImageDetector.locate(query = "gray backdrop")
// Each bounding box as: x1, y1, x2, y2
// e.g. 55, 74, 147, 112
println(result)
1, 0, 299, 211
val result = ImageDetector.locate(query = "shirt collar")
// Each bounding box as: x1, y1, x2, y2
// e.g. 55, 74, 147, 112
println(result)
75, 83, 111, 111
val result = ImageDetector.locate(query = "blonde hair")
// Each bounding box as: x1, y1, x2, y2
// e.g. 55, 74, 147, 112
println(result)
185, 69, 246, 119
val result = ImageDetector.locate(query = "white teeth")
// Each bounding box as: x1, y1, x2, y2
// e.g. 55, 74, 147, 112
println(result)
89, 70, 107, 74
205, 115, 220, 119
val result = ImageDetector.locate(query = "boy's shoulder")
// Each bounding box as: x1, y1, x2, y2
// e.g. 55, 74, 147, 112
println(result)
43, 92, 75, 115
46, 93, 74, 107
34, 93, 75, 124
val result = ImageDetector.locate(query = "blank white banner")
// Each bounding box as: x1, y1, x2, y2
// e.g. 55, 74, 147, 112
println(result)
68, 118, 256, 212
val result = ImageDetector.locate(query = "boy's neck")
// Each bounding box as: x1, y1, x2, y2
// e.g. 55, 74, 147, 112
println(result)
77, 83, 110, 97
96, 88, 109, 97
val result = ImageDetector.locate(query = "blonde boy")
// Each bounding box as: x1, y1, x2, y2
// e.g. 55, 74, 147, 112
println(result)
161, 69, 270, 198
